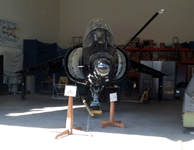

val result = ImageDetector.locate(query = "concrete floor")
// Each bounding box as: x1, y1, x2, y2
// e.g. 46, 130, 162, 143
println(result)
0, 94, 193, 150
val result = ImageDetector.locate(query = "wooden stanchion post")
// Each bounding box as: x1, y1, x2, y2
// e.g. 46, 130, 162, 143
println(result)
66, 96, 73, 134
55, 96, 82, 139
100, 102, 124, 128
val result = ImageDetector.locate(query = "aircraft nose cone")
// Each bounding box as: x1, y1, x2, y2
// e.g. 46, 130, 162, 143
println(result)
97, 62, 109, 69
95, 59, 110, 76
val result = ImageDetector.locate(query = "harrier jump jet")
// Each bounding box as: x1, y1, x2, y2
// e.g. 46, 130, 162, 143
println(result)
63, 9, 166, 107
19, 9, 166, 108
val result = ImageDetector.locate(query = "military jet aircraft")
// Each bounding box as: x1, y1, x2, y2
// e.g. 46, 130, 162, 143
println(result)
63, 9, 166, 107
19, 9, 166, 108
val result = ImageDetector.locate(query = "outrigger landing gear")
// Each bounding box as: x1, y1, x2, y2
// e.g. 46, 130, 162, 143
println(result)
21, 74, 26, 100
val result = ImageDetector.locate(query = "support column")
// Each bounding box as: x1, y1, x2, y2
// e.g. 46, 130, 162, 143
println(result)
55, 96, 82, 139
100, 102, 124, 128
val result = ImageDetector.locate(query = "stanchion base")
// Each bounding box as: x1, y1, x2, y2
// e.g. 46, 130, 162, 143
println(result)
55, 129, 69, 139
100, 120, 124, 128
73, 127, 82, 130
55, 127, 82, 139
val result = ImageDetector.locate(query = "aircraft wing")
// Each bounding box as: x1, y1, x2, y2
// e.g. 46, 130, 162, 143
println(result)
16, 56, 65, 75
115, 46, 167, 81
129, 59, 167, 78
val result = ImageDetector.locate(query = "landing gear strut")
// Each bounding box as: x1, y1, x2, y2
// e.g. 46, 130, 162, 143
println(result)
90, 85, 104, 107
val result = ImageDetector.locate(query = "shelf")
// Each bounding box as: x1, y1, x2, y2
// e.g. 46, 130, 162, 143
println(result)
127, 74, 139, 78
125, 48, 194, 65
125, 48, 194, 51
179, 61, 194, 64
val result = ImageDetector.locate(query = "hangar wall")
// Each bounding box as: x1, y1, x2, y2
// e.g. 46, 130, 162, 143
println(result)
0, 0, 60, 93
0, 0, 60, 55
59, 0, 194, 49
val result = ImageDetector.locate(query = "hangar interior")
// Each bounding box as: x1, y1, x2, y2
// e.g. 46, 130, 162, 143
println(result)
0, 0, 194, 149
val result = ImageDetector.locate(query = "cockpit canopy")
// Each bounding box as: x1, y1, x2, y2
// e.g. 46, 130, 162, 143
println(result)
83, 18, 114, 48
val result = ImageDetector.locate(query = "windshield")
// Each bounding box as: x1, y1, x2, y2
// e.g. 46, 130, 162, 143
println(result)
83, 18, 114, 48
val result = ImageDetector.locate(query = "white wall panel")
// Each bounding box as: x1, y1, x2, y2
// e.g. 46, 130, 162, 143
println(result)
59, 0, 194, 49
